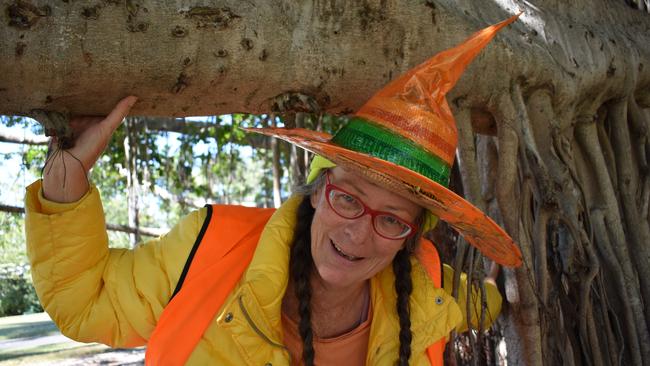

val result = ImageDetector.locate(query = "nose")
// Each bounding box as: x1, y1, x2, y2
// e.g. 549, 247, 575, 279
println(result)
342, 212, 374, 244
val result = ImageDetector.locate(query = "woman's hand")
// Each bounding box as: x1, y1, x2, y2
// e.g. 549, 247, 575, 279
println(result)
42, 96, 138, 203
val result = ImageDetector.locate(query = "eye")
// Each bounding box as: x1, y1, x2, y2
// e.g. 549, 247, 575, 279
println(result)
340, 193, 356, 203
336, 192, 359, 208
331, 190, 356, 203
330, 190, 359, 207
375, 214, 411, 238
381, 215, 401, 226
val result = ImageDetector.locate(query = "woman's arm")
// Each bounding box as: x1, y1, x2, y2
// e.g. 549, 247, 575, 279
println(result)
25, 97, 205, 347
25, 180, 208, 347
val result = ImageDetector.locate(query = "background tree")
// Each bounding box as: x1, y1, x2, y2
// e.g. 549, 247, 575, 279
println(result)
2, 0, 650, 365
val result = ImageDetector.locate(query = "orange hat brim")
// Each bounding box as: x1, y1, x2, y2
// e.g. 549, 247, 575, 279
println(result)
243, 127, 522, 267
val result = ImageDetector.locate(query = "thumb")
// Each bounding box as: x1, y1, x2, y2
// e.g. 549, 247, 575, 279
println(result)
102, 96, 138, 133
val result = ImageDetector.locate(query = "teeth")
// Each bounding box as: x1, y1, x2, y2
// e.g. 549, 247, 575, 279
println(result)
332, 241, 361, 261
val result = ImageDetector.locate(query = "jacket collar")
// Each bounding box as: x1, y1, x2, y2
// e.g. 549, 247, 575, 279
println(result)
239, 195, 462, 353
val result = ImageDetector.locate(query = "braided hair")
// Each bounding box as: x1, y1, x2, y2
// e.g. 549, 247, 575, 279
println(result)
288, 173, 424, 366
289, 195, 316, 365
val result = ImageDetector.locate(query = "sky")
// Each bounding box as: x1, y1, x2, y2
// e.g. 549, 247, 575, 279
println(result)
0, 120, 41, 208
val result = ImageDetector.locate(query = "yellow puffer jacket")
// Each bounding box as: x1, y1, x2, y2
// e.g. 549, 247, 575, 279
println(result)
25, 180, 501, 365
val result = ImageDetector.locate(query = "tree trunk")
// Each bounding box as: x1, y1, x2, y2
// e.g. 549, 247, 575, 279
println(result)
124, 117, 141, 246
3, 1, 650, 364
271, 114, 283, 207
291, 112, 307, 186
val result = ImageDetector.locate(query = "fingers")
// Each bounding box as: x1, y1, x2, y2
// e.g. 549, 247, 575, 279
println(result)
102, 96, 138, 133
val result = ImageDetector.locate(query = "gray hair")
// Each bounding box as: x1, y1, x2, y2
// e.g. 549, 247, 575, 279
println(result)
293, 170, 327, 196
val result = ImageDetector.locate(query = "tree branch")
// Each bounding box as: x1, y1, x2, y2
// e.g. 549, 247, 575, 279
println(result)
105, 223, 167, 238
0, 130, 48, 145
0, 204, 24, 213
0, 204, 167, 237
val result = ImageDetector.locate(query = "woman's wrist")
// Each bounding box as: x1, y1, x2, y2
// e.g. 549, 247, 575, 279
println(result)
42, 149, 90, 203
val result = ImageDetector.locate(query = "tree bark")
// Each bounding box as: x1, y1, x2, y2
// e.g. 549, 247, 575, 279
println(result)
124, 117, 141, 246
1, 1, 648, 118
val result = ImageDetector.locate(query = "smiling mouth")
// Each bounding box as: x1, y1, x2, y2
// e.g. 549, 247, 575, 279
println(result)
331, 240, 364, 261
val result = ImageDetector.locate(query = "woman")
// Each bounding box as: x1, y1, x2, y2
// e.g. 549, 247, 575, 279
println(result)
25, 16, 521, 366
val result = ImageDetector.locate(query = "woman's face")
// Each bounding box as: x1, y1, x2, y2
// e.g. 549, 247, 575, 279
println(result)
309, 167, 422, 290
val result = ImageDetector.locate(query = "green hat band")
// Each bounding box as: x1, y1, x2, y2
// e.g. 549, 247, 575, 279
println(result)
331, 117, 451, 186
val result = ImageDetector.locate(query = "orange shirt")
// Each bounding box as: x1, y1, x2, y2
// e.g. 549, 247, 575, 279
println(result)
282, 302, 373, 366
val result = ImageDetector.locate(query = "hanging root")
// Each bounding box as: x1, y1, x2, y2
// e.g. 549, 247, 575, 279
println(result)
595, 111, 618, 192
589, 209, 642, 365
578, 226, 603, 366
627, 96, 648, 172
575, 105, 646, 365
492, 90, 545, 366
41, 142, 89, 191
607, 100, 650, 333
455, 104, 486, 209
493, 93, 521, 241
596, 274, 624, 366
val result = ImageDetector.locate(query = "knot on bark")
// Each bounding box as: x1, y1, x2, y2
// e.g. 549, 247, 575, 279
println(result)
30, 109, 74, 148
270, 92, 321, 113
182, 6, 241, 29
7, 0, 50, 29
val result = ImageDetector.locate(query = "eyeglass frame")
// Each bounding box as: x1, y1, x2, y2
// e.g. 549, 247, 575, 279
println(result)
323, 171, 419, 240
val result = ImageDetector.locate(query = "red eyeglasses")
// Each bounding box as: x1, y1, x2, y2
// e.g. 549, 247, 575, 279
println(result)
324, 172, 418, 240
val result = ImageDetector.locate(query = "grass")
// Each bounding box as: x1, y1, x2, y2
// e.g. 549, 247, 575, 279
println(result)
0, 313, 59, 341
0, 313, 144, 365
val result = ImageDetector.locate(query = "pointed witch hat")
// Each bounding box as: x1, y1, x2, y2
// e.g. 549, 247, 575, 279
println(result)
244, 15, 523, 267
